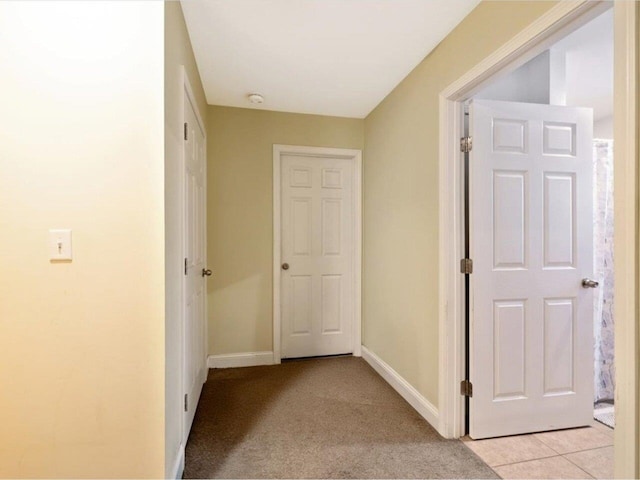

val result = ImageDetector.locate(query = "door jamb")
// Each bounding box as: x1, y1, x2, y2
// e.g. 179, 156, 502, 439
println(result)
438, 2, 638, 477
273, 144, 362, 364
181, 66, 208, 444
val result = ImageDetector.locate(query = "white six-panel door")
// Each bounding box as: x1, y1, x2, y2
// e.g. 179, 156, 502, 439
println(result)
469, 99, 594, 439
280, 154, 355, 359
183, 91, 207, 442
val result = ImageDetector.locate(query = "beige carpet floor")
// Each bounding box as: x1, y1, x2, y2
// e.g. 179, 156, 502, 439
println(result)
184, 356, 498, 479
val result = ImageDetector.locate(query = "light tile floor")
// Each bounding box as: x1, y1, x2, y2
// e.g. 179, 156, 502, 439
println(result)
463, 423, 614, 479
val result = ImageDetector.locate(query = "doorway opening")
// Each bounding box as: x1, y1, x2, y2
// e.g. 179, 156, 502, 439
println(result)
460, 6, 615, 478
435, 0, 640, 475
272, 145, 363, 364
465, 1, 615, 436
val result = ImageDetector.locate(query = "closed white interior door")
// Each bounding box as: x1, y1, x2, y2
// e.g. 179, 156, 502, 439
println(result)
183, 91, 207, 441
469, 99, 594, 439
280, 154, 355, 359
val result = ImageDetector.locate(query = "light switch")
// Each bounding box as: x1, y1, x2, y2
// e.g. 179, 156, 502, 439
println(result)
49, 229, 72, 261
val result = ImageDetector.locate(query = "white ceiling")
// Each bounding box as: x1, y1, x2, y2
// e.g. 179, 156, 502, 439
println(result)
552, 9, 613, 121
474, 8, 613, 122
181, 0, 480, 118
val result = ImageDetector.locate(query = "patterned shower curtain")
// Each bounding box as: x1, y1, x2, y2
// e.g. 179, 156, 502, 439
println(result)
593, 139, 615, 403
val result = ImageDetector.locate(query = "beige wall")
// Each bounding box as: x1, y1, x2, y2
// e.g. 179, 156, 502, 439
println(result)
0, 2, 165, 478
207, 106, 363, 355
363, 1, 558, 406
164, 2, 207, 477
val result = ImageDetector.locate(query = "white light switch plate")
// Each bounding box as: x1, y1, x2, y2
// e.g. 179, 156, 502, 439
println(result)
49, 229, 72, 260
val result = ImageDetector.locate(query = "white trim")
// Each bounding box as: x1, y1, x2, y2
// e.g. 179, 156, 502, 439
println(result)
273, 144, 363, 363
437, 93, 466, 439
273, 147, 282, 364
613, 2, 638, 478
207, 351, 275, 369
353, 150, 363, 358
438, 2, 638, 476
440, 1, 609, 101
362, 346, 439, 431
169, 444, 185, 480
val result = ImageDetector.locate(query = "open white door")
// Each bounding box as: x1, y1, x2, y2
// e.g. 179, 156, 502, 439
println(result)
183, 89, 207, 442
469, 99, 594, 439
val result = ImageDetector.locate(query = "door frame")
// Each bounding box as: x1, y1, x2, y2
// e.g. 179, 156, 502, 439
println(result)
272, 144, 362, 364
181, 66, 208, 444
437, 1, 638, 477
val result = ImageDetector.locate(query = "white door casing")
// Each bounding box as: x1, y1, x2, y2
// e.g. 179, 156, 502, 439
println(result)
469, 99, 594, 439
183, 85, 207, 442
437, 1, 637, 475
273, 145, 362, 362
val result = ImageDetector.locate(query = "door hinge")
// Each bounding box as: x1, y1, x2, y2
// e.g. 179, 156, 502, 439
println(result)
184, 257, 188, 276
184, 122, 188, 141
184, 393, 188, 412
460, 258, 473, 274
461, 380, 473, 397
460, 136, 473, 153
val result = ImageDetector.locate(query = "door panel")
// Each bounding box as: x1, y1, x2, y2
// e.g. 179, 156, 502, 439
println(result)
321, 275, 342, 333
493, 300, 526, 400
543, 298, 576, 395
291, 275, 312, 335
322, 199, 342, 256
469, 99, 594, 439
281, 155, 354, 359
493, 170, 527, 269
543, 173, 576, 267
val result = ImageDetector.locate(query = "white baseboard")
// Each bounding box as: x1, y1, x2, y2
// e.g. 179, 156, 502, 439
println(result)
169, 443, 184, 480
207, 351, 274, 369
361, 345, 440, 433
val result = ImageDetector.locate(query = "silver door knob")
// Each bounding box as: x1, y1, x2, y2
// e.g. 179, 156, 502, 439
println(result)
202, 268, 213, 277
281, 263, 289, 270
582, 278, 599, 288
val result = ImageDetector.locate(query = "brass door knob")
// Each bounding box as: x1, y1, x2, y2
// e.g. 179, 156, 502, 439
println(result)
202, 268, 213, 277
282, 263, 289, 271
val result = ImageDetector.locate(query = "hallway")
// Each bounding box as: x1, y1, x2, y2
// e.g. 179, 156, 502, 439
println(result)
184, 356, 497, 479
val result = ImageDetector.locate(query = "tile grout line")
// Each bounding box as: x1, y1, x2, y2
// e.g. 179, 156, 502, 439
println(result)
493, 454, 596, 479
490, 434, 565, 466
561, 452, 598, 479
532, 440, 615, 457
475, 444, 612, 471
532, 435, 568, 455
465, 428, 614, 474
562, 444, 615, 456
533, 433, 614, 456
490, 452, 560, 468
